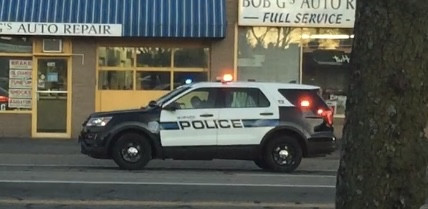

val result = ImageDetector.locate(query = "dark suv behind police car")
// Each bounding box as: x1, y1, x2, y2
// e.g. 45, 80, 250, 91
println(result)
79, 82, 336, 172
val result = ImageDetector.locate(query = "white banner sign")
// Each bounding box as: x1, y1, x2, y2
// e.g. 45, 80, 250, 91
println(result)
0, 22, 122, 37
9, 60, 32, 70
8, 98, 32, 109
9, 70, 32, 79
8, 89, 32, 99
239, 0, 356, 28
9, 78, 32, 89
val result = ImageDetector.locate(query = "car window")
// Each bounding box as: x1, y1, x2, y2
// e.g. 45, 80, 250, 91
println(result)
221, 88, 270, 108
174, 88, 217, 109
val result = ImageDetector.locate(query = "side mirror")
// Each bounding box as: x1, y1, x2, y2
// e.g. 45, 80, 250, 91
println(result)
148, 100, 158, 107
163, 102, 181, 111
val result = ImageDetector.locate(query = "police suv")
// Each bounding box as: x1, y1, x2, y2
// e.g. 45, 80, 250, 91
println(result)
79, 80, 336, 172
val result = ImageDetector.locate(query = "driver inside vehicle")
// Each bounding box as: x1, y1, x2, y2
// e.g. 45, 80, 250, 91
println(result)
190, 96, 203, 108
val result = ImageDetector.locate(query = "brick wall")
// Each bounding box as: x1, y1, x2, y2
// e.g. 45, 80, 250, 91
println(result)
71, 39, 97, 138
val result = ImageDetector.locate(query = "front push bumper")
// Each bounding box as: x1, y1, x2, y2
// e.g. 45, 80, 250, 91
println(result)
79, 129, 111, 159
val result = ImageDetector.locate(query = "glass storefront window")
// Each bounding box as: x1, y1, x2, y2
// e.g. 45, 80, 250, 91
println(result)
136, 48, 171, 67
136, 71, 171, 90
97, 46, 209, 92
173, 72, 208, 88
0, 36, 32, 53
98, 47, 134, 67
0, 57, 33, 111
98, 71, 133, 90
301, 28, 353, 116
237, 27, 352, 117
174, 48, 209, 68
237, 27, 302, 83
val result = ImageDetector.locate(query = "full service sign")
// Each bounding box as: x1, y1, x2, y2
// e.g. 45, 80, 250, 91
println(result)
0, 22, 122, 37
239, 0, 356, 28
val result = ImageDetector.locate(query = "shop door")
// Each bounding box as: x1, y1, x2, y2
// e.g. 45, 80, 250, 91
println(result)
33, 58, 70, 137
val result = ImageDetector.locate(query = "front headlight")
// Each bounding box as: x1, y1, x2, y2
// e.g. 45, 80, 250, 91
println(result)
86, 117, 113, 127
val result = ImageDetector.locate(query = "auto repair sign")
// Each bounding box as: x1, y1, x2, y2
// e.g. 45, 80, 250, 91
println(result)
0, 22, 122, 37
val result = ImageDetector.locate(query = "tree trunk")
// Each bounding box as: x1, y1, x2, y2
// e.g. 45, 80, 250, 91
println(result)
336, 1, 428, 209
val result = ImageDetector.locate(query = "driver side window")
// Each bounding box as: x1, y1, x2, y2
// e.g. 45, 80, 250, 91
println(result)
174, 88, 217, 109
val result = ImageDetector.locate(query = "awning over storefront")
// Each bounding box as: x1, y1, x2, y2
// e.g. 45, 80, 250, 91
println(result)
0, 0, 226, 38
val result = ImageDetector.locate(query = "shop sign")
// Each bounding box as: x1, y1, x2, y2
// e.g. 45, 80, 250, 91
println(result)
333, 54, 350, 63
8, 98, 31, 109
9, 60, 32, 69
8, 59, 33, 109
9, 78, 32, 89
8, 89, 32, 99
9, 70, 32, 79
239, 0, 356, 28
0, 22, 122, 37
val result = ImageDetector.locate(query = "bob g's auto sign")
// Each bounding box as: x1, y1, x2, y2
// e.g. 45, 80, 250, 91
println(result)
239, 0, 355, 28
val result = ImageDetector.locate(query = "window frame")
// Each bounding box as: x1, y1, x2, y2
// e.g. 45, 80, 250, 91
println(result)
97, 46, 210, 92
0, 37, 34, 113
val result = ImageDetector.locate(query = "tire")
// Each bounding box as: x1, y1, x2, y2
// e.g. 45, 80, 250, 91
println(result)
253, 159, 269, 170
263, 136, 302, 173
112, 132, 152, 170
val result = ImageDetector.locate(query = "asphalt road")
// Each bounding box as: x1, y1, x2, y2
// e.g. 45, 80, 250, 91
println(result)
0, 139, 425, 209
0, 138, 341, 209
0, 164, 337, 209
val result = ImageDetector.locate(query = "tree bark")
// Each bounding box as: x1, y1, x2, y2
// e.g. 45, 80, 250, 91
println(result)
336, 1, 428, 209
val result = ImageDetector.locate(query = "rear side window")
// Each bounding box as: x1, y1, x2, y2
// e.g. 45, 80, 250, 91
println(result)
221, 88, 270, 108
278, 89, 329, 111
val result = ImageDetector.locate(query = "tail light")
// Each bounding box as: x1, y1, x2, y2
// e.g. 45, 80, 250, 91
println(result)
0, 96, 8, 103
317, 108, 333, 126
300, 100, 310, 107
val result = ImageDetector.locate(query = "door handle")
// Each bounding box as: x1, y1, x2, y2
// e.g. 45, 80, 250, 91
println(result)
260, 112, 273, 116
200, 114, 214, 118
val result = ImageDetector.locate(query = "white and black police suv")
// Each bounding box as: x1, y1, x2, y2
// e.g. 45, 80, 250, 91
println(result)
79, 79, 336, 172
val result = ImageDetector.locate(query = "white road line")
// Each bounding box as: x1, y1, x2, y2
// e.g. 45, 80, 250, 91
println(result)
0, 164, 337, 173
0, 199, 335, 208
0, 163, 113, 167
236, 173, 337, 178
0, 179, 336, 188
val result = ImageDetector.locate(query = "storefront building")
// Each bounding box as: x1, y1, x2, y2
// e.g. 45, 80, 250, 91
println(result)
0, 0, 233, 138
236, 0, 355, 117
235, 0, 355, 137
0, 0, 354, 139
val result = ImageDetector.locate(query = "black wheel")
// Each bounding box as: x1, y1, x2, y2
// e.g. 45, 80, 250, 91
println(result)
112, 133, 152, 170
263, 136, 302, 173
253, 159, 269, 170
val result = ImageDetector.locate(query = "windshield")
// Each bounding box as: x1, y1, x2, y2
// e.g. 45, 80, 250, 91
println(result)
155, 86, 191, 105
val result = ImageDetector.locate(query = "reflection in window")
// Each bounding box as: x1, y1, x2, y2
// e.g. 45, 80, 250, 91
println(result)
136, 71, 171, 90
223, 88, 270, 108
98, 71, 133, 90
0, 36, 32, 53
237, 27, 301, 83
136, 48, 171, 67
301, 28, 353, 116
0, 57, 33, 111
174, 48, 209, 68
173, 72, 208, 88
98, 47, 134, 67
